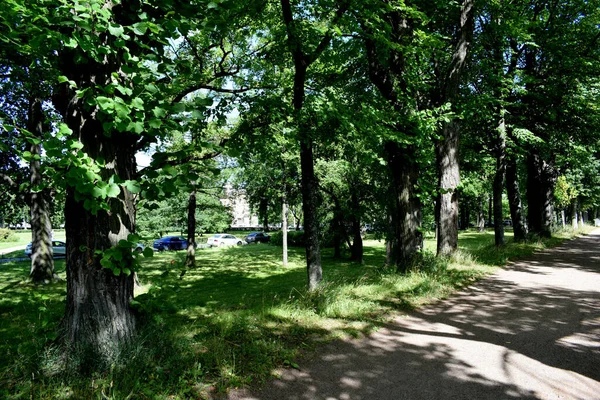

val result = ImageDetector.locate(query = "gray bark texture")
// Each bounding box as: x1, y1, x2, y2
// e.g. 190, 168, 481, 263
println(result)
386, 142, 422, 272
28, 96, 55, 284
436, 121, 461, 256
434, 0, 474, 256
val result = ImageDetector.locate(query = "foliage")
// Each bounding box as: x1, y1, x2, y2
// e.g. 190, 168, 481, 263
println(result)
0, 228, 18, 242
270, 230, 306, 247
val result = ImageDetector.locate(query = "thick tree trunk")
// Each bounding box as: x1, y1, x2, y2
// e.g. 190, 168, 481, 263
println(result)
300, 138, 322, 290
185, 190, 196, 268
561, 209, 566, 229
571, 201, 578, 229
493, 119, 506, 246
435, 121, 460, 256
579, 199, 585, 226
386, 142, 422, 272
62, 133, 138, 365
28, 97, 55, 283
505, 156, 528, 241
282, 200, 288, 267
527, 152, 555, 237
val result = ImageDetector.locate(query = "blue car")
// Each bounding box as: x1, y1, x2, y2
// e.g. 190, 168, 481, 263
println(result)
153, 236, 188, 251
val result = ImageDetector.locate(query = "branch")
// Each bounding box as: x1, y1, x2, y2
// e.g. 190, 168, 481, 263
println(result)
171, 84, 273, 104
135, 140, 228, 178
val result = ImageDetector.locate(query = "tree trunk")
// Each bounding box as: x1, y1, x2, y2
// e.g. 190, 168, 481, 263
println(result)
561, 209, 566, 229
300, 138, 322, 290
493, 118, 506, 246
506, 155, 528, 241
571, 200, 578, 229
62, 135, 138, 365
526, 151, 555, 237
579, 199, 585, 226
349, 192, 363, 263
435, 120, 460, 256
477, 196, 485, 232
28, 96, 55, 284
282, 199, 288, 267
386, 142, 422, 272
55, 57, 138, 365
185, 190, 196, 268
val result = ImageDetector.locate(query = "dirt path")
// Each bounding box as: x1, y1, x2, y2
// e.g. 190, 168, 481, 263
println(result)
227, 230, 600, 400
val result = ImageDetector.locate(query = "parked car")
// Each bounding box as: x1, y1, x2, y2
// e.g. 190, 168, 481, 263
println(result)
207, 234, 243, 247
244, 232, 270, 244
24, 241, 66, 258
153, 236, 188, 251
133, 243, 145, 253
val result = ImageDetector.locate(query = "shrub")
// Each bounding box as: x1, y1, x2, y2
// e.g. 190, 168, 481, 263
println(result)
269, 230, 306, 247
0, 228, 18, 242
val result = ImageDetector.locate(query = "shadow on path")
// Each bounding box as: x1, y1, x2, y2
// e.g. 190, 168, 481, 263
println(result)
226, 231, 600, 400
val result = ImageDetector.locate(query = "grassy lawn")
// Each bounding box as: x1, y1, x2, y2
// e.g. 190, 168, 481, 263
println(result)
0, 226, 594, 399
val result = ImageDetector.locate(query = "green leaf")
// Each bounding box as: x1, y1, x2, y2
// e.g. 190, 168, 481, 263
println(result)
142, 247, 154, 257
58, 124, 73, 137
153, 107, 167, 118
123, 180, 142, 193
127, 121, 144, 134
106, 183, 121, 198
112, 268, 121, 276
131, 22, 148, 35
108, 24, 124, 37
118, 240, 133, 248
127, 233, 141, 242
122, 268, 131, 276
148, 119, 163, 129
96, 96, 115, 111
70, 141, 84, 150
208, 2, 218, 9
131, 97, 144, 110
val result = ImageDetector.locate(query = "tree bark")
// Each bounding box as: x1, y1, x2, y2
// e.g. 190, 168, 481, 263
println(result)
185, 190, 196, 268
387, 142, 422, 271
435, 121, 460, 256
477, 196, 485, 232
571, 200, 578, 229
54, 22, 139, 363
28, 96, 55, 284
62, 134, 138, 365
493, 118, 506, 246
505, 155, 528, 241
526, 151, 556, 237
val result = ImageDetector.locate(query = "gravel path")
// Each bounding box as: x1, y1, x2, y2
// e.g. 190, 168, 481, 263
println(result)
227, 229, 600, 400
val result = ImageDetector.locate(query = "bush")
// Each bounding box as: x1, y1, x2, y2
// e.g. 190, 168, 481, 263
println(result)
270, 230, 306, 247
0, 228, 18, 242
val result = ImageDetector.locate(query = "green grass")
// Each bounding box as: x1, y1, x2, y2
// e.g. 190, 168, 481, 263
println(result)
0, 225, 595, 399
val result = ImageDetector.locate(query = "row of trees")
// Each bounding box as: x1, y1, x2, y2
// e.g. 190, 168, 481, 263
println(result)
1, 0, 599, 366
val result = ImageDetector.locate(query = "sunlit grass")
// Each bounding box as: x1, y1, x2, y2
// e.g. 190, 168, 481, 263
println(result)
0, 225, 595, 398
